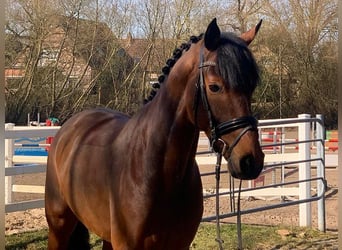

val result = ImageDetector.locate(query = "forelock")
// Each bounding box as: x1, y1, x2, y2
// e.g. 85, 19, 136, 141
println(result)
216, 32, 260, 95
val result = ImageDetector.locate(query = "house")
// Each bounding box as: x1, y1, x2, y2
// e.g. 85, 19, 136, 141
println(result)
5, 15, 129, 94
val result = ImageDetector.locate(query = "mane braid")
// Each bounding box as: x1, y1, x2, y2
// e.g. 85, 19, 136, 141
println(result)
143, 34, 204, 104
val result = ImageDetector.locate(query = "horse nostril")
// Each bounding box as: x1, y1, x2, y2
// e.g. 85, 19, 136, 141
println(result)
240, 154, 259, 179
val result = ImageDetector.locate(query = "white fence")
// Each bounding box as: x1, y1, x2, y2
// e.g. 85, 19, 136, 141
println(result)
4, 123, 59, 213
258, 114, 326, 231
4, 114, 331, 231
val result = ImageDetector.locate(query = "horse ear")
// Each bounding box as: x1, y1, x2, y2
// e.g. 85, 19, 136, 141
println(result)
240, 19, 262, 46
204, 18, 221, 51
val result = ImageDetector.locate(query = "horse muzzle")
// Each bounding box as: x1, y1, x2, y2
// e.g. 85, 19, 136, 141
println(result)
210, 118, 264, 180
210, 116, 264, 180
227, 150, 264, 180
222, 129, 264, 180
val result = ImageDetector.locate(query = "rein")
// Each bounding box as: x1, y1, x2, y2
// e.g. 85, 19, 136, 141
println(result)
213, 148, 244, 250
196, 46, 257, 249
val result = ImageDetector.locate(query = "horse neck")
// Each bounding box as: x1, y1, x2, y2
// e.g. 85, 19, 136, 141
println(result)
144, 85, 199, 155
150, 96, 200, 190
149, 49, 200, 154
124, 45, 201, 191
135, 76, 199, 190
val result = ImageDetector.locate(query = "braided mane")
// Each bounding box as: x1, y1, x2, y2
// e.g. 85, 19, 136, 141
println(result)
143, 34, 203, 104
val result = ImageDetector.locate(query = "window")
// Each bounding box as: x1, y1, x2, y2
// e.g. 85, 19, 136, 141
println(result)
38, 49, 59, 66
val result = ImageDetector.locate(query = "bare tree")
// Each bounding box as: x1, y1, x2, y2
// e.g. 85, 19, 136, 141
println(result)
5, 0, 140, 123
5, 0, 338, 127
6, 0, 56, 122
256, 0, 337, 125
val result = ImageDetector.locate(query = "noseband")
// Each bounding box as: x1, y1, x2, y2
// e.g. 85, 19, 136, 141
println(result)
195, 46, 258, 156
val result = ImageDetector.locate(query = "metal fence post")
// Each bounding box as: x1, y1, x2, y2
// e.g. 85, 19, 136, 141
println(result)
5, 123, 14, 204
298, 114, 311, 227
316, 114, 326, 231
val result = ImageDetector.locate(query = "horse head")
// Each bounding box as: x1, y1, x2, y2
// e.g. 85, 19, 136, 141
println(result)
190, 18, 264, 180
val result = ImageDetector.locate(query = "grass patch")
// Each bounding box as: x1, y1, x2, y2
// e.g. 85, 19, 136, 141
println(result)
5, 229, 103, 250
191, 223, 281, 249
5, 229, 48, 250
5, 224, 337, 249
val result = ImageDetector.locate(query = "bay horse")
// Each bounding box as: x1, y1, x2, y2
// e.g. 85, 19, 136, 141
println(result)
45, 18, 264, 249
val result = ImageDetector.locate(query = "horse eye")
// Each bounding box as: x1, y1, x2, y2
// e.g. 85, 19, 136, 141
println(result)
208, 84, 221, 93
